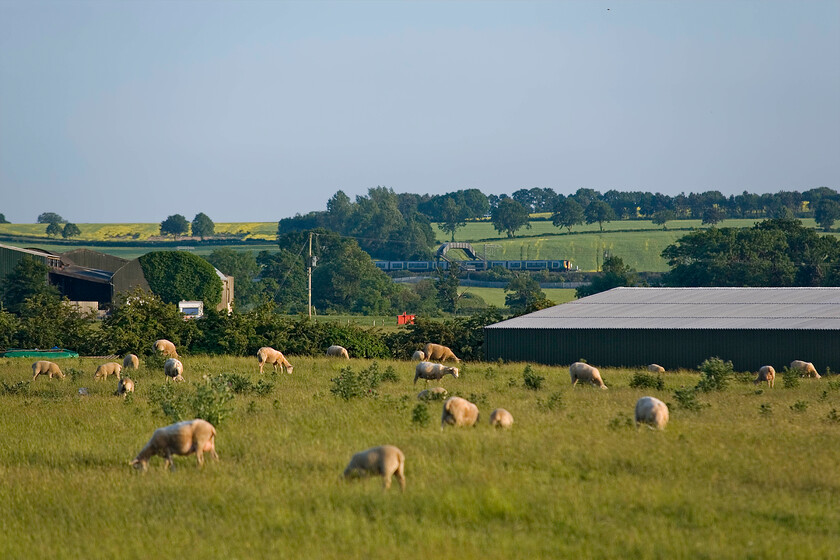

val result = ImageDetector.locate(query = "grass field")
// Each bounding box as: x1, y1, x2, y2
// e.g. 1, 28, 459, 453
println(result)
459, 287, 577, 308
1, 355, 838, 558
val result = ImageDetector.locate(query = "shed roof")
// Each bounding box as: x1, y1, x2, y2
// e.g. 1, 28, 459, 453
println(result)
486, 287, 840, 331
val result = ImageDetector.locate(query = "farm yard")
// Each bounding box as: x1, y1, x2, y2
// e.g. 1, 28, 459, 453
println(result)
1, 355, 838, 559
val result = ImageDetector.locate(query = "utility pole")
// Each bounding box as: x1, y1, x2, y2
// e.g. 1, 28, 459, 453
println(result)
308, 232, 313, 319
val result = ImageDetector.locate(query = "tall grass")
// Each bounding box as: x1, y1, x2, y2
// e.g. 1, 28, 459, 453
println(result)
0, 356, 838, 558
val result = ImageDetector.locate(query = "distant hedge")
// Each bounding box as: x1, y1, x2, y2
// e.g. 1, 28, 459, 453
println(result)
139, 251, 223, 308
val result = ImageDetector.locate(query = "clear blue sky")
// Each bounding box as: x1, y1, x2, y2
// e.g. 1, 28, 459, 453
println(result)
1, 0, 838, 223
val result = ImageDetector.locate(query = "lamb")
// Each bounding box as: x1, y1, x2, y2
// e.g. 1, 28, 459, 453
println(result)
326, 345, 350, 359
31, 360, 65, 380
130, 419, 218, 472
411, 350, 426, 361
790, 360, 820, 379
570, 362, 607, 389
441, 396, 479, 428
489, 408, 514, 428
422, 343, 460, 363
417, 387, 448, 400
164, 358, 185, 382
257, 346, 294, 374
123, 354, 140, 370
153, 339, 178, 358
647, 364, 665, 373
414, 361, 459, 385
115, 377, 135, 397
343, 445, 405, 491
754, 365, 776, 388
635, 396, 669, 430
94, 362, 122, 381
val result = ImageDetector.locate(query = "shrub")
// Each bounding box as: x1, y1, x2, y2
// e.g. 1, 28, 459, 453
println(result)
191, 375, 235, 427
759, 403, 773, 416
629, 371, 665, 391
696, 357, 733, 392
254, 379, 275, 396
66, 367, 85, 384
536, 391, 564, 412
149, 383, 188, 423
522, 365, 545, 390
608, 413, 634, 430
418, 389, 447, 402
673, 387, 702, 411
411, 404, 430, 427
144, 352, 168, 370
1, 380, 30, 396
468, 393, 488, 406
781, 367, 800, 389
380, 365, 399, 383
139, 251, 223, 308
790, 400, 808, 413
329, 363, 390, 401
221, 372, 253, 394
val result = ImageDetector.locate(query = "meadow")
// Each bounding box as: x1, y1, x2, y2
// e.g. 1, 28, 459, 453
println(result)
1, 355, 838, 559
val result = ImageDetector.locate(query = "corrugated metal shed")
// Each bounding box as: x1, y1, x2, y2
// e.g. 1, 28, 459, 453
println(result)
484, 288, 840, 371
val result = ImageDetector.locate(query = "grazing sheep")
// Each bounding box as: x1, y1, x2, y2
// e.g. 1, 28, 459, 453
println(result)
414, 361, 459, 385
635, 396, 669, 430
123, 354, 140, 370
31, 360, 65, 380
94, 362, 122, 381
790, 360, 820, 379
570, 362, 607, 389
441, 396, 479, 429
417, 387, 448, 400
164, 358, 185, 382
326, 345, 350, 359
411, 350, 425, 361
422, 343, 460, 363
257, 346, 294, 374
754, 365, 776, 388
489, 408, 514, 428
115, 377, 135, 397
343, 445, 405, 491
130, 419, 218, 472
153, 339, 178, 358
647, 364, 665, 373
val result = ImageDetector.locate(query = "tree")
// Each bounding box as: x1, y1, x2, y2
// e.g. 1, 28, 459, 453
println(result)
37, 212, 65, 224
0, 213, 8, 224
138, 251, 223, 308
160, 214, 190, 238
814, 199, 840, 231
551, 197, 584, 233
1, 256, 60, 314
62, 223, 81, 238
576, 256, 637, 298
46, 221, 63, 237
206, 248, 267, 310
701, 206, 726, 226
435, 261, 461, 313
101, 288, 187, 355
504, 273, 554, 315
584, 200, 616, 232
439, 197, 467, 242
191, 213, 215, 239
491, 198, 531, 238
651, 210, 677, 230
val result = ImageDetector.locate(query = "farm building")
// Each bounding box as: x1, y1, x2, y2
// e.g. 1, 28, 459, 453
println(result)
484, 287, 840, 372
0, 244, 233, 313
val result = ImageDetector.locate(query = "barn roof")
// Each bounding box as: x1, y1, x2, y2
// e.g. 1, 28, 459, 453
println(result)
486, 287, 840, 330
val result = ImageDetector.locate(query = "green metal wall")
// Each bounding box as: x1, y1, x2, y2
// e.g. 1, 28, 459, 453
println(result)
484, 327, 840, 372
0, 246, 55, 286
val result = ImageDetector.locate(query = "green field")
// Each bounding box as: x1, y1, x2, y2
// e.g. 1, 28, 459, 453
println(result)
459, 287, 577, 308
1, 355, 837, 558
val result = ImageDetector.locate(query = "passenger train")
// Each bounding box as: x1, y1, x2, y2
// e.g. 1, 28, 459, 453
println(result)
374, 259, 573, 272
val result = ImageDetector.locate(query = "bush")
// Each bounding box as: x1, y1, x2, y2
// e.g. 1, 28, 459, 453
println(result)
411, 404, 430, 427
781, 367, 800, 389
759, 403, 773, 416
329, 362, 391, 401
149, 382, 189, 423
696, 357, 734, 392
536, 391, 564, 412
608, 413, 635, 430
0, 380, 30, 396
418, 389, 447, 402
191, 375, 235, 427
790, 400, 808, 413
139, 251, 223, 308
629, 371, 665, 391
673, 387, 703, 411
522, 365, 545, 390
221, 372, 253, 394
254, 379, 275, 396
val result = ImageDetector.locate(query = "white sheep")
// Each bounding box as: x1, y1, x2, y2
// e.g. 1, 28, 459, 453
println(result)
115, 377, 135, 397
441, 396, 479, 429
414, 361, 459, 385
94, 362, 122, 381
635, 396, 669, 430
257, 346, 294, 374
153, 339, 178, 358
326, 345, 350, 359
790, 360, 820, 379
417, 387, 448, 400
754, 365, 776, 388
570, 362, 607, 389
422, 343, 460, 363
164, 358, 185, 382
343, 445, 406, 491
130, 419, 218, 472
411, 350, 426, 361
123, 354, 140, 370
31, 360, 65, 380
489, 408, 514, 428
647, 364, 665, 373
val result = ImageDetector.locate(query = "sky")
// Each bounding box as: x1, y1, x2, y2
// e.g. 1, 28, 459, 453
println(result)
0, 0, 838, 224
